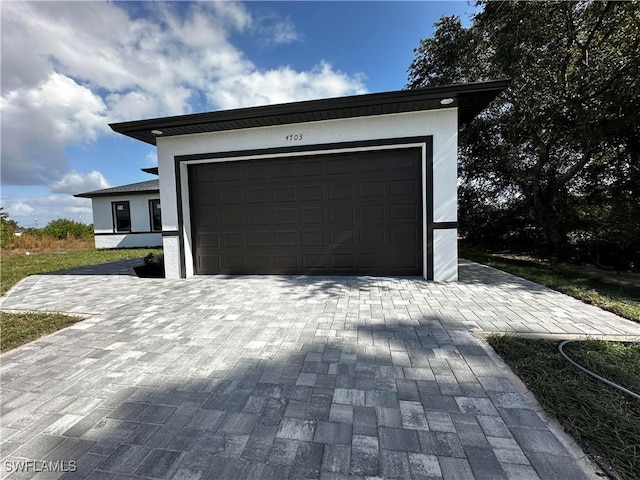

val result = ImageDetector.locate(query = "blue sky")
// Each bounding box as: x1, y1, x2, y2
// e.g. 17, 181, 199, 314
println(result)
1, 1, 478, 227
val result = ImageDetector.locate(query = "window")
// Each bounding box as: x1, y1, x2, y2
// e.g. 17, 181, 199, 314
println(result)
112, 201, 131, 232
149, 199, 162, 232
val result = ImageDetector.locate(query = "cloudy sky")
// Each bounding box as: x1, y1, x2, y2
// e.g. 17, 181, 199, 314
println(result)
1, 1, 477, 227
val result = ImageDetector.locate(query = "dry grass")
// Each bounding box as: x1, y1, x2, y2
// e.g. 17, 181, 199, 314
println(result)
2, 234, 94, 256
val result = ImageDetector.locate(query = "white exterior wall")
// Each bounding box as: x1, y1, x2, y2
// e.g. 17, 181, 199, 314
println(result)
156, 109, 459, 280
91, 193, 162, 249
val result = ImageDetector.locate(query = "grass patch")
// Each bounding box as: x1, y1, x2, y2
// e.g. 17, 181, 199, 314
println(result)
1, 311, 85, 352
1, 248, 162, 296
488, 335, 640, 480
460, 247, 640, 322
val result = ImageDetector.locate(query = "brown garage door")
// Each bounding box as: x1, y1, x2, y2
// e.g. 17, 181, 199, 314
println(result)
189, 148, 422, 275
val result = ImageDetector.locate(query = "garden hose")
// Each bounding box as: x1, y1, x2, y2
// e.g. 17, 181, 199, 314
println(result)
558, 340, 640, 402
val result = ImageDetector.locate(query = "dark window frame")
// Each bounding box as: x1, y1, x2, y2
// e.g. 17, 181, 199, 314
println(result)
149, 199, 162, 232
112, 201, 131, 232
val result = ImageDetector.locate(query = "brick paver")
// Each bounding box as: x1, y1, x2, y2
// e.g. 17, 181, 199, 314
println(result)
1, 260, 638, 479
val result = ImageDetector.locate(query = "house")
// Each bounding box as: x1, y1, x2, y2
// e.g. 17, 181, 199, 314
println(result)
108, 80, 509, 280
75, 167, 163, 249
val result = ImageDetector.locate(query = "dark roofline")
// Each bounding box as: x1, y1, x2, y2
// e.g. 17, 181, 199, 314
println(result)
74, 180, 159, 198
142, 167, 159, 175
110, 79, 510, 146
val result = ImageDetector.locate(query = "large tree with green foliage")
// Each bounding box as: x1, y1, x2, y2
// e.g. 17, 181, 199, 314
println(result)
408, 1, 640, 267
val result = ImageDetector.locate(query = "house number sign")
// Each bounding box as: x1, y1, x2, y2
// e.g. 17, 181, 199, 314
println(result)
285, 134, 303, 141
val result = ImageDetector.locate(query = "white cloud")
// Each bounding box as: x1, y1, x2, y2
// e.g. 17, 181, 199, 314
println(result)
252, 13, 300, 46
145, 151, 158, 166
1, 1, 367, 189
2, 194, 94, 227
51, 171, 111, 194
212, 62, 367, 109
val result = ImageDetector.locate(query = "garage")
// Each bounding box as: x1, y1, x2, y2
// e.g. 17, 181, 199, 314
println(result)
189, 148, 422, 275
110, 79, 509, 280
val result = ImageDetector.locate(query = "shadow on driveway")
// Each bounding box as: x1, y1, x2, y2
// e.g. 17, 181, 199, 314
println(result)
42, 258, 145, 276
1, 307, 592, 479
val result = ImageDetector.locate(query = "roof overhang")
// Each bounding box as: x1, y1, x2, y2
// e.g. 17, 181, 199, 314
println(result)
74, 179, 160, 198
110, 79, 510, 146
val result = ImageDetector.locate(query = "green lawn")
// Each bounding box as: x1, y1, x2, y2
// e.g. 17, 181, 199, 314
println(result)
460, 247, 640, 322
1, 248, 162, 352
0, 311, 85, 352
488, 335, 640, 480
1, 248, 162, 296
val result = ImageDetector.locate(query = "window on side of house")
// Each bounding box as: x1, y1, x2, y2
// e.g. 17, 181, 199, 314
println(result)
112, 201, 131, 232
149, 199, 162, 232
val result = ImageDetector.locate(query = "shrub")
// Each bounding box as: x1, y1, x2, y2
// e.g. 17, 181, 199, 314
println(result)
0, 217, 17, 248
41, 219, 93, 240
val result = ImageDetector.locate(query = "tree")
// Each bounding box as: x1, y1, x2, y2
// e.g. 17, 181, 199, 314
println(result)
42, 219, 94, 240
0, 208, 18, 248
408, 1, 640, 266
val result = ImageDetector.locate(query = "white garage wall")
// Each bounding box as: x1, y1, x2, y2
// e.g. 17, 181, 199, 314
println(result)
156, 109, 459, 280
91, 194, 162, 249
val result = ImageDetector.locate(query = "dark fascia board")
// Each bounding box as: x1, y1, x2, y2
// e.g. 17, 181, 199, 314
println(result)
75, 189, 159, 199
110, 79, 510, 146
74, 180, 159, 198
141, 167, 159, 175
75, 188, 159, 199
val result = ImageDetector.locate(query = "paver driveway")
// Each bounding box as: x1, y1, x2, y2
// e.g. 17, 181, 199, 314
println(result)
1, 260, 639, 479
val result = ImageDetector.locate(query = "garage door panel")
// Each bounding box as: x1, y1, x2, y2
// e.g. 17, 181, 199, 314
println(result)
326, 158, 354, 175
198, 233, 219, 247
358, 253, 387, 269
274, 209, 297, 224
274, 231, 298, 246
391, 205, 418, 221
390, 180, 417, 196
302, 231, 325, 246
199, 255, 221, 272
218, 165, 243, 181
303, 254, 326, 268
300, 185, 324, 201
222, 212, 242, 226
391, 228, 419, 244
190, 148, 422, 275
360, 206, 386, 221
273, 187, 296, 202
331, 254, 355, 269
330, 229, 355, 246
247, 232, 271, 247
247, 255, 273, 269
224, 255, 246, 269
275, 255, 298, 269
222, 232, 244, 247
245, 164, 268, 179
247, 210, 271, 226
219, 190, 242, 205
329, 185, 353, 200
196, 190, 217, 206
246, 188, 269, 203
297, 161, 323, 176
301, 208, 325, 224
358, 181, 385, 198
360, 229, 385, 245
270, 163, 295, 178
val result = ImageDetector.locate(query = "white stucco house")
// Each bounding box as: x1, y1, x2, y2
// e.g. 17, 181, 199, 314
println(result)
103, 80, 508, 280
75, 167, 163, 249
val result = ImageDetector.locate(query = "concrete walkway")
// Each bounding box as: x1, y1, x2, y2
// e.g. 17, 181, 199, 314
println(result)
1, 260, 638, 479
